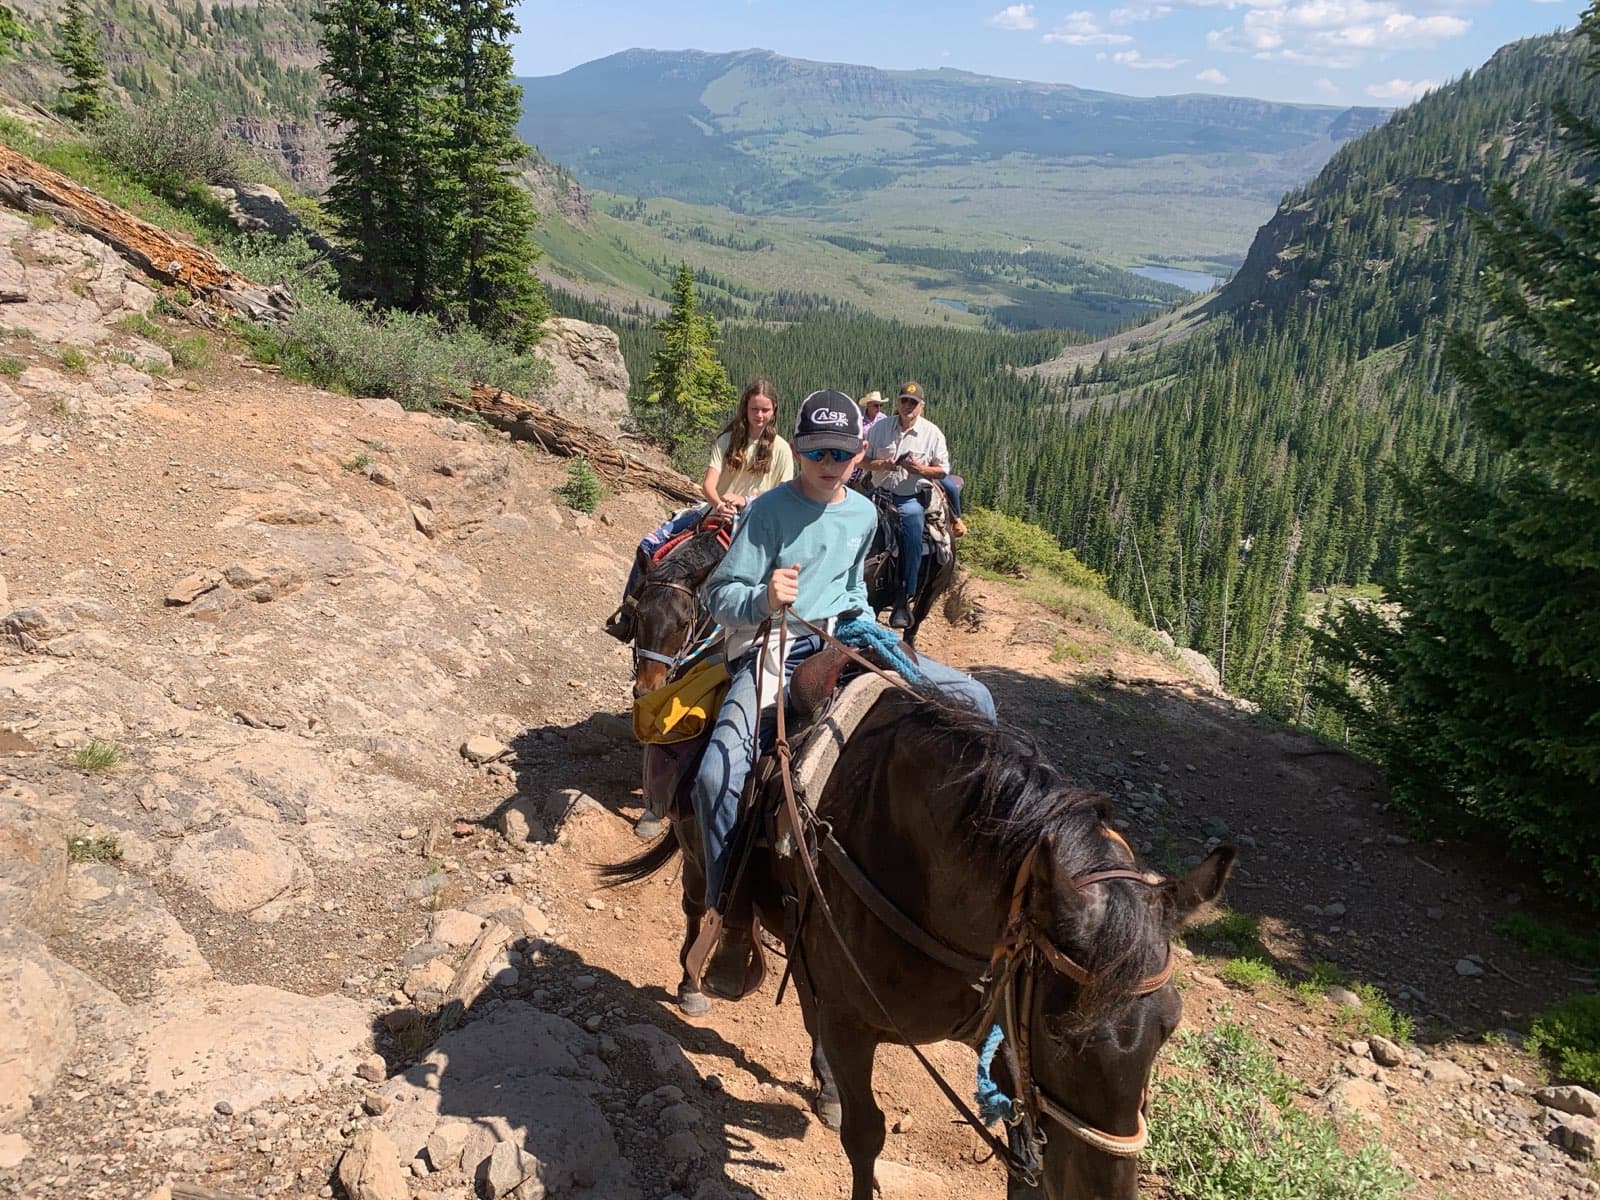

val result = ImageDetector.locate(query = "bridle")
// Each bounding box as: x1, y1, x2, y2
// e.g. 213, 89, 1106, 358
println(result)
986, 835, 1174, 1169
631, 578, 713, 677
757, 611, 1175, 1186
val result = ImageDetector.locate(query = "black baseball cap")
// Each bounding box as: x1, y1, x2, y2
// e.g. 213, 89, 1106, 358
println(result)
897, 380, 926, 403
793, 390, 864, 454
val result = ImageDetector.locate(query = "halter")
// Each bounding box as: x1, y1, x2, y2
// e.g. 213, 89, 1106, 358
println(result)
631, 578, 714, 675
760, 610, 1175, 1185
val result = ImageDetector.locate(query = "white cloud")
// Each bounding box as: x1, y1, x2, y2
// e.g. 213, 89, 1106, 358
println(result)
1043, 10, 1135, 44
1196, 67, 1230, 83
1366, 76, 1437, 101
987, 4, 1037, 31
1316, 76, 1340, 93
1109, 4, 1173, 22
1114, 49, 1189, 68
1206, 1, 1474, 68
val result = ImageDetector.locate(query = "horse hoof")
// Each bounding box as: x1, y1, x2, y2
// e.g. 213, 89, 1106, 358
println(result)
677, 986, 711, 1017
814, 1096, 842, 1130
634, 813, 664, 840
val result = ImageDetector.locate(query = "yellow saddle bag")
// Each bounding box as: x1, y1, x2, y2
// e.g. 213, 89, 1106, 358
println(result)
632, 657, 732, 744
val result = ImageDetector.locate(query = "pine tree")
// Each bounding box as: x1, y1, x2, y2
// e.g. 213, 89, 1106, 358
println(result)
315, 0, 442, 308
1315, 4, 1600, 902
434, 0, 548, 348
637, 264, 734, 455
53, 0, 110, 124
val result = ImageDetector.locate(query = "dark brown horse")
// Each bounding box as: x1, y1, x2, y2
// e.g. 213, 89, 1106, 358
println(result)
606, 678, 1234, 1199
626, 526, 729, 696
862, 490, 954, 646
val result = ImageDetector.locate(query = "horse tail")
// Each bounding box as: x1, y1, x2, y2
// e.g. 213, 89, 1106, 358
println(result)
597, 824, 681, 887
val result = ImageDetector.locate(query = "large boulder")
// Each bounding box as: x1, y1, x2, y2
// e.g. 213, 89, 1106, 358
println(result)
534, 318, 630, 431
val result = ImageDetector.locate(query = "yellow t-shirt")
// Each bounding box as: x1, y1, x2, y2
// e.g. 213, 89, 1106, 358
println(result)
707, 432, 795, 500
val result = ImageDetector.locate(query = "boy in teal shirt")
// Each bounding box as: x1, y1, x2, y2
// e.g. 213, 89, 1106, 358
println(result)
692, 390, 994, 997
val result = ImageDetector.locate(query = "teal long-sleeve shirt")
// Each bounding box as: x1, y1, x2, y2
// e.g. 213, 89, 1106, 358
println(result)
706, 481, 875, 658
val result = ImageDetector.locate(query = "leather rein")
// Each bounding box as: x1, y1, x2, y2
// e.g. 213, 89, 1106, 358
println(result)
761, 610, 1173, 1184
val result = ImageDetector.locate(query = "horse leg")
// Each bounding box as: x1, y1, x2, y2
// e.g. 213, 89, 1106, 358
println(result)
791, 961, 841, 1128
676, 834, 712, 1017
817, 1010, 884, 1200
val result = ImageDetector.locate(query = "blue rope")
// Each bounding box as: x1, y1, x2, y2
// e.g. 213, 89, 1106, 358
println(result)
836, 616, 926, 683
976, 1024, 1017, 1126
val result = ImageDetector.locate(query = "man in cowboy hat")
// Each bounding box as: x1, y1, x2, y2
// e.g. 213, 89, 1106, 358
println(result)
863, 380, 965, 628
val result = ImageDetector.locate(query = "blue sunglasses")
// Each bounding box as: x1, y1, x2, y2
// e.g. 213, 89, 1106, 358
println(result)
799, 447, 855, 463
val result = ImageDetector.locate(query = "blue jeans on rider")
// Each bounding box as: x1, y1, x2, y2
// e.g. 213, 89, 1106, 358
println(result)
940, 475, 964, 519
892, 492, 926, 597
691, 631, 997, 911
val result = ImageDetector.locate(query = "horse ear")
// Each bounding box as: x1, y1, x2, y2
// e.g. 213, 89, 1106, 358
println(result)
1163, 844, 1237, 926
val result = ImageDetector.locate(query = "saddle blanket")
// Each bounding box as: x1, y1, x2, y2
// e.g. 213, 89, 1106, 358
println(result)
791, 671, 895, 806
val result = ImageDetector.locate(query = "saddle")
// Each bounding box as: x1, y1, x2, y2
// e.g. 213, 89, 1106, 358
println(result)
654, 649, 900, 1003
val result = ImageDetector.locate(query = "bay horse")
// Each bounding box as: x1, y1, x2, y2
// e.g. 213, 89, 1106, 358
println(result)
862, 488, 955, 646
605, 671, 1235, 1200
626, 525, 730, 697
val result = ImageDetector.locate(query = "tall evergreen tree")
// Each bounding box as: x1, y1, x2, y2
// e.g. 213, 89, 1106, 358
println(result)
637, 264, 734, 456
315, 0, 442, 308
1315, 3, 1600, 903
434, 0, 548, 349
53, 0, 110, 124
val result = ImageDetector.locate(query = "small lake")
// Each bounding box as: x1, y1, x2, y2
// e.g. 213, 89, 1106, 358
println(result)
931, 297, 970, 312
1128, 265, 1226, 292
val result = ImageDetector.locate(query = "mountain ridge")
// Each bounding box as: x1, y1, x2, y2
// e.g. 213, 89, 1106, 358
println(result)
516, 46, 1388, 220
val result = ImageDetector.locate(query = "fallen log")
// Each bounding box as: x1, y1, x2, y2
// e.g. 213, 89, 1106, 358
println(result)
0, 142, 293, 324
443, 383, 701, 505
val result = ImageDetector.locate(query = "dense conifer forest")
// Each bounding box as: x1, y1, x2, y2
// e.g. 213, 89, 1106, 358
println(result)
553, 28, 1598, 727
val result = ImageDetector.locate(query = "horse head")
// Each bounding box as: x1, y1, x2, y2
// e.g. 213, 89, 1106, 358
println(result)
1009, 828, 1235, 1199
631, 528, 729, 697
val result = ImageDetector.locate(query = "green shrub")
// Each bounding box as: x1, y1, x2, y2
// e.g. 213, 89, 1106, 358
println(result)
1185, 909, 1265, 958
558, 458, 603, 513
238, 282, 550, 411
58, 345, 88, 372
1499, 914, 1600, 968
1218, 958, 1281, 991
1333, 982, 1415, 1043
72, 738, 122, 771
1148, 1017, 1410, 1200
93, 91, 244, 187
1528, 994, 1600, 1089
0, 355, 23, 376
964, 506, 1105, 589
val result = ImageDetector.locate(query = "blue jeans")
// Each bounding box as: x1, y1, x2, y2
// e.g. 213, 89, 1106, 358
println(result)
940, 476, 964, 520
891, 493, 926, 598
690, 632, 996, 909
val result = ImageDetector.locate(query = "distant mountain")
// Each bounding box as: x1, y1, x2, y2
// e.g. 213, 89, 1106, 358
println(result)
0, 0, 329, 186
516, 48, 1387, 213
947, 29, 1598, 719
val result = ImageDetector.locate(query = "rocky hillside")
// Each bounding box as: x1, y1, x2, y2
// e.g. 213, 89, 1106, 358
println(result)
1, 173, 1598, 1200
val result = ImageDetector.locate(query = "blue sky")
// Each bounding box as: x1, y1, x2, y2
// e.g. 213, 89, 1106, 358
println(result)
511, 1, 1586, 106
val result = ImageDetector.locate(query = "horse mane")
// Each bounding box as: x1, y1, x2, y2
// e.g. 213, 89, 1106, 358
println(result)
649, 528, 727, 585
870, 687, 1170, 1027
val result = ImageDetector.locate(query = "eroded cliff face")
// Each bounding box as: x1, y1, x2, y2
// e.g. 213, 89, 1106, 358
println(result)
226, 115, 333, 191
